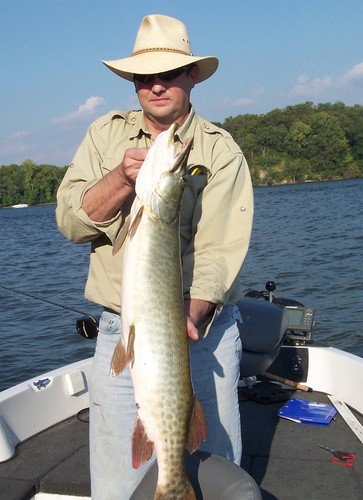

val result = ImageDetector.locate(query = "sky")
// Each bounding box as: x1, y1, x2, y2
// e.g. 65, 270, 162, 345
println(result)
1, 0, 362, 166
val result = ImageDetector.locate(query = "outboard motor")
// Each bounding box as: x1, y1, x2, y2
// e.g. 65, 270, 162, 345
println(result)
237, 281, 315, 378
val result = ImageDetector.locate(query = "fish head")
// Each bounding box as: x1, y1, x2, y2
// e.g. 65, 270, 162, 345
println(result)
136, 123, 193, 223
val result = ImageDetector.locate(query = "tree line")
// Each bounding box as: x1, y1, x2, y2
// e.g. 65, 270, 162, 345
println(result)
0, 160, 67, 208
1, 102, 362, 207
216, 101, 363, 185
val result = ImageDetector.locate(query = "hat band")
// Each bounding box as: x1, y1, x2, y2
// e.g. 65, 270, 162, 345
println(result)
132, 47, 193, 57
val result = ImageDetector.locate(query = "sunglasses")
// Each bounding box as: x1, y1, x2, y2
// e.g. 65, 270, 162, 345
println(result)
133, 66, 190, 84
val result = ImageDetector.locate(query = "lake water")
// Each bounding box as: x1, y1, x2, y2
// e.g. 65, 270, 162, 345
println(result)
0, 178, 362, 392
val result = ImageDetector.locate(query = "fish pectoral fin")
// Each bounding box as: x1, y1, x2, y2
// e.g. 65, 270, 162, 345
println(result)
110, 324, 136, 376
112, 202, 143, 255
126, 324, 135, 366
186, 397, 208, 454
112, 218, 130, 256
128, 205, 144, 238
132, 416, 154, 469
110, 337, 127, 376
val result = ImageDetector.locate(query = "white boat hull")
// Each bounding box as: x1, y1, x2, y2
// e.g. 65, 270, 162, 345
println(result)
1, 345, 362, 464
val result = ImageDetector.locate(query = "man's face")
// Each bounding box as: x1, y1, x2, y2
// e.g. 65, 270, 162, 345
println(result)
134, 65, 198, 128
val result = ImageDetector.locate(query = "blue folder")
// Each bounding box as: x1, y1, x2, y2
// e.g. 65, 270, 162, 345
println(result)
278, 398, 337, 425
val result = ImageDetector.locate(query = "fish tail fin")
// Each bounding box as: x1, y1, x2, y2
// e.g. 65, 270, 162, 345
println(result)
132, 416, 154, 469
155, 474, 196, 499
110, 324, 135, 376
186, 396, 208, 454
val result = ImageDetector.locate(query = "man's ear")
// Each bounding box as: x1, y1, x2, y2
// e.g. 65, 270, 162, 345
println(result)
190, 64, 199, 87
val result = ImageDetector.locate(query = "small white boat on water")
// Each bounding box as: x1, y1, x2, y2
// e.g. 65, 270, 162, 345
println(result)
0, 282, 362, 499
11, 203, 29, 209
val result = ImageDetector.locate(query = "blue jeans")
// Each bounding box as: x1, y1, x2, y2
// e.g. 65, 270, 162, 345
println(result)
89, 306, 242, 500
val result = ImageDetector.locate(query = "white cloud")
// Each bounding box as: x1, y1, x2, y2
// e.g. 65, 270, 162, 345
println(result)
338, 61, 363, 87
290, 74, 332, 97
53, 96, 105, 124
0, 130, 33, 158
231, 97, 255, 107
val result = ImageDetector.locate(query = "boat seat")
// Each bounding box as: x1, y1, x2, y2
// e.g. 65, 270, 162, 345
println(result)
130, 450, 262, 499
237, 296, 288, 377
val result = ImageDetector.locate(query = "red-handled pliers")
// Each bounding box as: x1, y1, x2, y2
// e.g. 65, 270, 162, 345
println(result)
317, 444, 356, 466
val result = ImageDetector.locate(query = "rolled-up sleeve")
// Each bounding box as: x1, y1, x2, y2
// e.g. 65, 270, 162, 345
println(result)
56, 115, 124, 245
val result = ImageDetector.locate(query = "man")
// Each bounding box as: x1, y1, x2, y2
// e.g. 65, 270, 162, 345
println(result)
56, 14, 253, 499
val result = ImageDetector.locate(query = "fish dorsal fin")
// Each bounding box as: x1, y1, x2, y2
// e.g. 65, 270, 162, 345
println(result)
186, 397, 207, 454
132, 416, 154, 469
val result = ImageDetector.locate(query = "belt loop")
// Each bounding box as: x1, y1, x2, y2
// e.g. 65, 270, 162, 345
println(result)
233, 304, 243, 324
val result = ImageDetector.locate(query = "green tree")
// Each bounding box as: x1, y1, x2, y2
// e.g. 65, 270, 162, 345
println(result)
0, 162, 68, 207
305, 113, 354, 179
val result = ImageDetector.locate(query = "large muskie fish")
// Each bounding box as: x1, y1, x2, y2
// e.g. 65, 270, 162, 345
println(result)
111, 124, 207, 499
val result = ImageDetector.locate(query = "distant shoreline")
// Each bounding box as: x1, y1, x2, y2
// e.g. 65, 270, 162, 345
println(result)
1, 177, 361, 209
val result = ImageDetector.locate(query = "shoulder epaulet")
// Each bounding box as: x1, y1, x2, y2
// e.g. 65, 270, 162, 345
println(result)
91, 109, 144, 131
198, 118, 241, 155
199, 119, 232, 138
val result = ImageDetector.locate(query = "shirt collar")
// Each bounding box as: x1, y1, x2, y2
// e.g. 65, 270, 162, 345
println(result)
126, 106, 196, 142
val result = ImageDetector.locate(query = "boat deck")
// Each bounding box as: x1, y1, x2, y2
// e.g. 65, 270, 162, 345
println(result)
240, 386, 362, 499
1, 386, 362, 500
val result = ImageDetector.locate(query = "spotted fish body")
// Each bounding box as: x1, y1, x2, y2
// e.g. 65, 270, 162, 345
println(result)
111, 124, 206, 499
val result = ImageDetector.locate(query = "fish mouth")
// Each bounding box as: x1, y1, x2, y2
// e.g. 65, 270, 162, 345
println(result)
170, 136, 193, 174
165, 123, 193, 174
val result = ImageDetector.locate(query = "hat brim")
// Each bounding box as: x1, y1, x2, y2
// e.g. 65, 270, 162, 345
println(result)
102, 53, 219, 84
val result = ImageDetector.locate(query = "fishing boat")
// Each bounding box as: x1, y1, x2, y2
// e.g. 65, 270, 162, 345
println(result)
0, 282, 362, 499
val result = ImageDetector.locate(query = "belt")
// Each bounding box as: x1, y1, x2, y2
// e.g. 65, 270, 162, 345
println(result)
103, 306, 120, 316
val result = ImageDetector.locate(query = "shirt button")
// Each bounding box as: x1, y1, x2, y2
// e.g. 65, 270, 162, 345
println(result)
240, 206, 246, 212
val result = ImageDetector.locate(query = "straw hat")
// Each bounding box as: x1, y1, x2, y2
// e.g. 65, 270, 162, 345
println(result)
102, 14, 219, 83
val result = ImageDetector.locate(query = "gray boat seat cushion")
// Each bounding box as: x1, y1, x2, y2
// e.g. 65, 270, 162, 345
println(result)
238, 297, 288, 377
131, 450, 262, 499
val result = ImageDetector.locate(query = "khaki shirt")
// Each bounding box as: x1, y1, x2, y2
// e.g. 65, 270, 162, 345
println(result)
56, 107, 254, 318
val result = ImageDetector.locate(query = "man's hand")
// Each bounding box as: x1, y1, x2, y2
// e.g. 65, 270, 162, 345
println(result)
186, 316, 200, 341
118, 147, 149, 188
184, 298, 215, 341
82, 147, 148, 222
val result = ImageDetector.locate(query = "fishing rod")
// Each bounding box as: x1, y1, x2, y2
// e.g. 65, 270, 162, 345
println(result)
0, 284, 99, 339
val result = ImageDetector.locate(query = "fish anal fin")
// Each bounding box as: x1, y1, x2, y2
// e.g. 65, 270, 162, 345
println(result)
132, 416, 154, 469
186, 397, 207, 454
